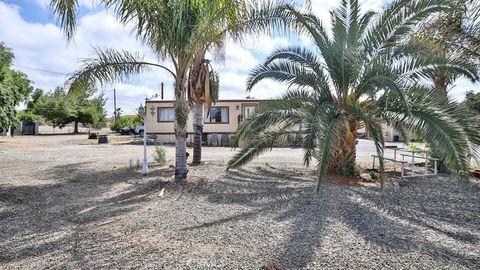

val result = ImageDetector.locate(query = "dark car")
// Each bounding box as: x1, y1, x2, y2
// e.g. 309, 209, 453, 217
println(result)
119, 126, 135, 135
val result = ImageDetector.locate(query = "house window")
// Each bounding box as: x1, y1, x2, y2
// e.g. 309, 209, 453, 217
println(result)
205, 107, 229, 123
158, 107, 175, 122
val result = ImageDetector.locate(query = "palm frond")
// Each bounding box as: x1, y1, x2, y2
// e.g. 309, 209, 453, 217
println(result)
247, 59, 318, 91
228, 128, 292, 169
362, 0, 453, 59
379, 87, 472, 180
315, 115, 346, 193
49, 0, 79, 40
67, 48, 175, 90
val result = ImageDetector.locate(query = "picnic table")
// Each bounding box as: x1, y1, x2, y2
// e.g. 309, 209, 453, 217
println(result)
371, 146, 439, 178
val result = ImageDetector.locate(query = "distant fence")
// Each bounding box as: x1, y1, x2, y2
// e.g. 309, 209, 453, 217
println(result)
37, 125, 111, 135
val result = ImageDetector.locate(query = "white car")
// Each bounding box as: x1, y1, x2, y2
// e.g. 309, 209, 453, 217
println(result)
134, 125, 144, 136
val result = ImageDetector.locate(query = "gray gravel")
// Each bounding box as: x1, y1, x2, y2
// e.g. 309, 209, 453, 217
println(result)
0, 135, 479, 269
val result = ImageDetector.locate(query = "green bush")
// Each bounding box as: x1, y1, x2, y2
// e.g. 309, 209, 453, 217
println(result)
341, 163, 362, 178
111, 116, 133, 132
154, 146, 167, 166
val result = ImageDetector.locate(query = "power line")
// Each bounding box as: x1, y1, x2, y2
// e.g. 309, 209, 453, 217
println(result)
12, 64, 68, 76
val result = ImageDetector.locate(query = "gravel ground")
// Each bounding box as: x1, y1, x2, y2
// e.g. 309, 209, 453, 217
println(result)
0, 135, 479, 269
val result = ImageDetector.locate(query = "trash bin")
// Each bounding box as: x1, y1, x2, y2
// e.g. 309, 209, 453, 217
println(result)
98, 135, 108, 144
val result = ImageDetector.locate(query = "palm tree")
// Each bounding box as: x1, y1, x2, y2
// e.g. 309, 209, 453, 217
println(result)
48, 0, 296, 180
411, 0, 480, 95
187, 57, 219, 165
227, 0, 480, 192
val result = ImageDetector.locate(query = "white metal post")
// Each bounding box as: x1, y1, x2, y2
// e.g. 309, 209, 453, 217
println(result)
141, 100, 148, 175
411, 153, 415, 176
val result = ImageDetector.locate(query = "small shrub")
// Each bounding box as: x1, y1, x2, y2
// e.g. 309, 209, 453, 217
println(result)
341, 163, 362, 178
154, 146, 167, 166
369, 170, 378, 180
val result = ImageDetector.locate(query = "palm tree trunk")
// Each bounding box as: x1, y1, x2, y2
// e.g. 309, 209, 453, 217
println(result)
192, 102, 204, 165
174, 63, 189, 181
328, 121, 359, 175
175, 132, 188, 181
434, 75, 449, 96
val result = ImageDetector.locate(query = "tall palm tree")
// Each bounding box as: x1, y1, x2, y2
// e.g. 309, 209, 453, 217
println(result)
187, 57, 219, 165
48, 0, 296, 180
227, 0, 480, 192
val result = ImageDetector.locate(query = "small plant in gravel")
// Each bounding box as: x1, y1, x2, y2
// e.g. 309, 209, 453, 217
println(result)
154, 146, 167, 166
342, 163, 362, 178
136, 158, 140, 169
369, 171, 378, 180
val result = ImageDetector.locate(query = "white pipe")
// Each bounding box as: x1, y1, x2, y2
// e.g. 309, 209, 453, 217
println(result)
142, 103, 148, 175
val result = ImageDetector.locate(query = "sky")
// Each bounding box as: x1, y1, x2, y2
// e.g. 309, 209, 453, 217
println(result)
1, 0, 478, 115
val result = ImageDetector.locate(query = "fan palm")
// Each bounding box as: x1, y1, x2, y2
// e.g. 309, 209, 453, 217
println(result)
48, 0, 297, 180
228, 0, 480, 192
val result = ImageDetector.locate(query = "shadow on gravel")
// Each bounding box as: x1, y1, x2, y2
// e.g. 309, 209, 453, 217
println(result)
0, 164, 170, 264
183, 166, 327, 268
184, 166, 480, 269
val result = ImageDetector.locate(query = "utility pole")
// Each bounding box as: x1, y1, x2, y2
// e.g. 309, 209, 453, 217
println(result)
160, 82, 164, 100
113, 88, 117, 122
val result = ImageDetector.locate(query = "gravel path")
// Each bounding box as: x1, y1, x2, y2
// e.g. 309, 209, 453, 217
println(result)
0, 135, 479, 269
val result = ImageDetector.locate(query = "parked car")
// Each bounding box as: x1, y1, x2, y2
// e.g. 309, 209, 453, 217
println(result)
135, 125, 145, 137
119, 126, 135, 135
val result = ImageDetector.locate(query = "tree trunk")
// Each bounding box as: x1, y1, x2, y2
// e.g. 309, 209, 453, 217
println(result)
74, 121, 79, 134
192, 103, 204, 165
434, 75, 449, 97
175, 133, 188, 181
174, 59, 189, 181
328, 121, 359, 176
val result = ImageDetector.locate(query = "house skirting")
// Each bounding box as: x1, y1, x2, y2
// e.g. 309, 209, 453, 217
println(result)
150, 132, 234, 146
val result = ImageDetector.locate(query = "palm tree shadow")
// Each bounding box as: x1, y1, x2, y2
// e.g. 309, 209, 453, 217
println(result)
0, 163, 171, 263
184, 165, 332, 268
338, 177, 480, 268
183, 166, 480, 268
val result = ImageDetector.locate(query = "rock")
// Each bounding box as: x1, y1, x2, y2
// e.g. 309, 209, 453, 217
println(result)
360, 173, 372, 182
262, 261, 280, 270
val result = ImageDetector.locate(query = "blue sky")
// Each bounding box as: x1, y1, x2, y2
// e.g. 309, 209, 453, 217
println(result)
1, 0, 478, 115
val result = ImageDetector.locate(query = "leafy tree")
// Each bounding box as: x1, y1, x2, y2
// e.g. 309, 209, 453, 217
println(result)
111, 115, 133, 132
34, 88, 107, 133
49, 0, 297, 181
17, 110, 42, 123
0, 42, 32, 134
228, 0, 480, 192
463, 90, 480, 114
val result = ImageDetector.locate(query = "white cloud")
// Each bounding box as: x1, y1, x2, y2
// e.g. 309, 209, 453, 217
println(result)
449, 79, 479, 101
242, 35, 290, 54
216, 42, 258, 71
217, 72, 287, 100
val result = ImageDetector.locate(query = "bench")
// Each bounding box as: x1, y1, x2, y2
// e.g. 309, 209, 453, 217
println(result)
371, 155, 409, 177
400, 154, 439, 177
